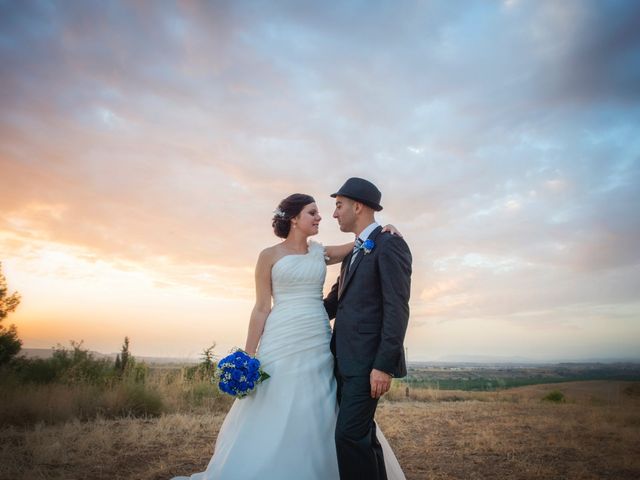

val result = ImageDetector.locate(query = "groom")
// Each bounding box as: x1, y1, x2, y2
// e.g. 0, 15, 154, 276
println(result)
324, 177, 412, 480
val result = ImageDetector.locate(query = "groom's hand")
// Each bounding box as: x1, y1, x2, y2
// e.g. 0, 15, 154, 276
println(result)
370, 369, 392, 398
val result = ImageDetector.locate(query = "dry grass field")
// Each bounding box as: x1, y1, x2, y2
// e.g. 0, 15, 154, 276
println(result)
1, 380, 639, 480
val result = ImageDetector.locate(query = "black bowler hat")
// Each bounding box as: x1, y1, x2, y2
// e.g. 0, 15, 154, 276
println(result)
331, 177, 383, 211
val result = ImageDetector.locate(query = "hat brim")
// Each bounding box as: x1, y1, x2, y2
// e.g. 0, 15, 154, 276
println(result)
330, 192, 383, 211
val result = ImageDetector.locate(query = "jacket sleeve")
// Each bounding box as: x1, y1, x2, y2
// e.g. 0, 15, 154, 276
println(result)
373, 235, 412, 374
323, 276, 339, 320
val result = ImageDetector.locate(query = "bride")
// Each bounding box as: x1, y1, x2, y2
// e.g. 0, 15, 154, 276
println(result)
172, 193, 405, 480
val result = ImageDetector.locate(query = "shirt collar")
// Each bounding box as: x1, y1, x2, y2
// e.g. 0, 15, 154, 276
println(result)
357, 222, 379, 243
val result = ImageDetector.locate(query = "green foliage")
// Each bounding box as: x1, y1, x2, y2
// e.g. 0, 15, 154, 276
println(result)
623, 383, 640, 398
8, 341, 116, 385
51, 341, 116, 384
4, 337, 152, 388
0, 323, 22, 365
115, 383, 163, 417
124, 359, 148, 384
404, 369, 640, 392
542, 390, 566, 403
0, 261, 21, 322
0, 261, 22, 365
116, 336, 130, 374
182, 343, 218, 383
200, 342, 216, 372
0, 382, 165, 426
9, 357, 58, 384
183, 382, 220, 407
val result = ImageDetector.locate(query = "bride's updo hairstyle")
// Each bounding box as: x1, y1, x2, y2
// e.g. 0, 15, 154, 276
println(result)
272, 193, 315, 239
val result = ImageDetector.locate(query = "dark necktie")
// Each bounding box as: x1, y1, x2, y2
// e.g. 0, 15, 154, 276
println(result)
348, 237, 364, 271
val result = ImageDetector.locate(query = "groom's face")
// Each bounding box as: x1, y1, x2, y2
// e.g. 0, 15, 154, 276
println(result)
333, 196, 357, 233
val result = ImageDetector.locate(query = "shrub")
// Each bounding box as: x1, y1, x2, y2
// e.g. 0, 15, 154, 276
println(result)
542, 390, 566, 403
0, 262, 22, 366
623, 383, 640, 398
122, 359, 149, 384
114, 384, 163, 417
8, 342, 116, 385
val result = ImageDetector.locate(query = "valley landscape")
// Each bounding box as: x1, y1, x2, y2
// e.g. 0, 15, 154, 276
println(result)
2, 355, 639, 480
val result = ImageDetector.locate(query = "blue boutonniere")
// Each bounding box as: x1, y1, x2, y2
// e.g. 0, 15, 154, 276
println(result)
361, 239, 375, 254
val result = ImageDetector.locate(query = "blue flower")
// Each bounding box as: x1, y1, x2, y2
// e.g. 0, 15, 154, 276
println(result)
362, 239, 375, 254
248, 358, 260, 371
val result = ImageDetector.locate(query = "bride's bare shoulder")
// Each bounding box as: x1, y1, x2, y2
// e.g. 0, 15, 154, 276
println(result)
257, 244, 282, 265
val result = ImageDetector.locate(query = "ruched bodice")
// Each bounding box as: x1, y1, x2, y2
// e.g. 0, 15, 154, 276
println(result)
271, 244, 326, 306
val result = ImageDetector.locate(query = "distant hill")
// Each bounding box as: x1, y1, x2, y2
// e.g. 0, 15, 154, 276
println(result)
19, 348, 199, 365
433, 354, 640, 365
19, 348, 638, 367
436, 354, 540, 364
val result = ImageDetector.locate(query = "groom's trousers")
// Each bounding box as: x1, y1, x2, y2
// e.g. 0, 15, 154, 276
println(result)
335, 373, 387, 480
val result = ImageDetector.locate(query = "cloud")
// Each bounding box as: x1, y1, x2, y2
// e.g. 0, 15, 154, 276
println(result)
1, 0, 639, 358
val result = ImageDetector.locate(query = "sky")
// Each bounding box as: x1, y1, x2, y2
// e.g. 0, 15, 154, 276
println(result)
1, 0, 639, 362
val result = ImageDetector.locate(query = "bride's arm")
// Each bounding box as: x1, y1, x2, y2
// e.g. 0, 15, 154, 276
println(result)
244, 249, 273, 356
324, 242, 354, 265
323, 224, 403, 265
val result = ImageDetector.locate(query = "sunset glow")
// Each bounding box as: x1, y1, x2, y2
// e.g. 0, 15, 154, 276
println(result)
1, 1, 639, 361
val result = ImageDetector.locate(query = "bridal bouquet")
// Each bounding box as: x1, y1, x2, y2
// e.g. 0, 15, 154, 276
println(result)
215, 349, 270, 398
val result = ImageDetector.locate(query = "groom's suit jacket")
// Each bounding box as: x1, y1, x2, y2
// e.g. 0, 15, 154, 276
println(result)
324, 226, 412, 378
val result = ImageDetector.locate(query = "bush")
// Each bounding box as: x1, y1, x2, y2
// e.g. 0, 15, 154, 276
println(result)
8, 342, 116, 385
114, 384, 163, 417
542, 390, 566, 403
10, 357, 59, 383
183, 382, 219, 407
0, 323, 22, 365
122, 358, 149, 384
0, 382, 165, 426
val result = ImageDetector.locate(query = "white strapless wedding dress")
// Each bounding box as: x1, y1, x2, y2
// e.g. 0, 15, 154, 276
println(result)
172, 241, 405, 480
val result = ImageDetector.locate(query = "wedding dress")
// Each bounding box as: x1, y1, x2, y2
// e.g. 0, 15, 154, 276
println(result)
172, 241, 405, 479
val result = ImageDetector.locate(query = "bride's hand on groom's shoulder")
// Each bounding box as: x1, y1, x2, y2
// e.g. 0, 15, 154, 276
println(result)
381, 224, 403, 237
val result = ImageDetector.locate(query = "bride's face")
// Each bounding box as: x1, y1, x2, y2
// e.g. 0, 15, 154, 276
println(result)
293, 202, 321, 236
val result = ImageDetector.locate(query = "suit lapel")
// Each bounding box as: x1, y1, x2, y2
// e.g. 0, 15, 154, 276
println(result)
338, 226, 383, 300
337, 252, 352, 298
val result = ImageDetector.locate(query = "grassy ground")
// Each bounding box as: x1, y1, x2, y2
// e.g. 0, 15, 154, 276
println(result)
1, 381, 638, 479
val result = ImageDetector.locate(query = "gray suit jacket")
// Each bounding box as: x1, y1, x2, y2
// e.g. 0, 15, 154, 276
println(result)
324, 226, 412, 377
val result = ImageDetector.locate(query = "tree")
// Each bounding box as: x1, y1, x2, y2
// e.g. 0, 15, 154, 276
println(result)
116, 336, 130, 374
0, 261, 22, 365
200, 342, 217, 371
